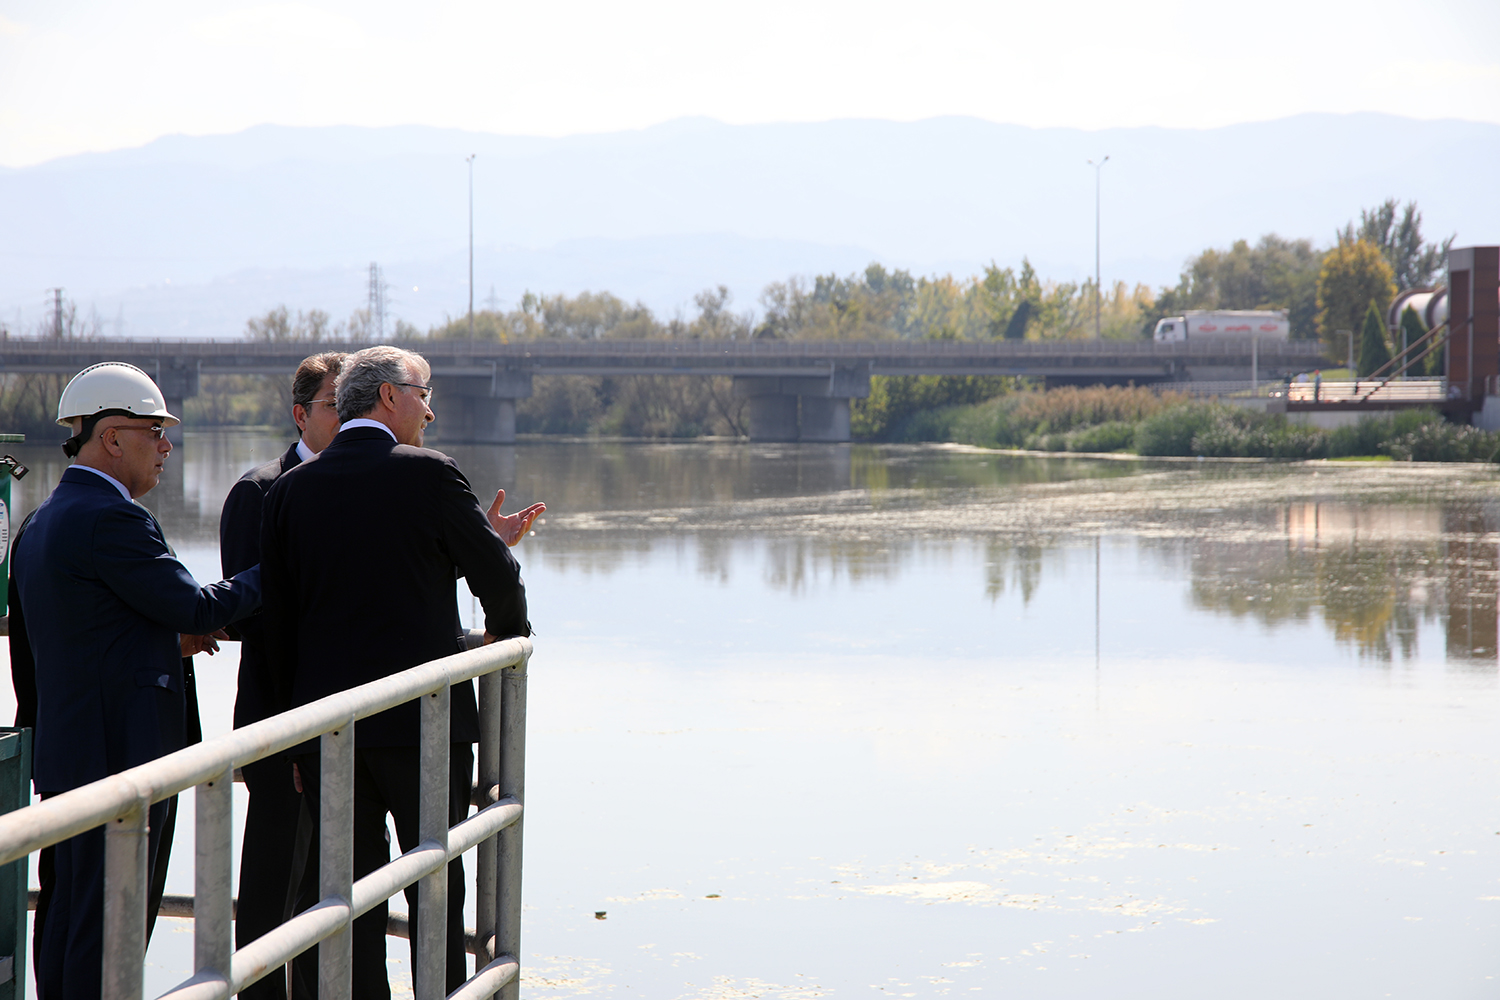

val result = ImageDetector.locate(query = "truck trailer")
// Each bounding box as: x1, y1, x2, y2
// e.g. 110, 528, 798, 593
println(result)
1152, 310, 1291, 343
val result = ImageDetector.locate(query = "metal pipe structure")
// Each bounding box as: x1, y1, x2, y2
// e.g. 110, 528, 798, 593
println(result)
497, 658, 528, 1000
194, 767, 234, 980
416, 685, 450, 999
318, 722, 354, 999
0, 638, 532, 1000
475, 670, 502, 966
103, 796, 149, 1000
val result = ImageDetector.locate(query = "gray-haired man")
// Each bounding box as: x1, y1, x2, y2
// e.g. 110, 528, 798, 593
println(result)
260, 345, 542, 996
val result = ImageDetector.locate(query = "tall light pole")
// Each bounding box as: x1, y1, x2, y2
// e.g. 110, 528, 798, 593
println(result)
1088, 155, 1109, 339
466, 153, 476, 338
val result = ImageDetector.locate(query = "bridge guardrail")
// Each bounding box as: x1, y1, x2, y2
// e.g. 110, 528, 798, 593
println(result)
0, 637, 532, 1000
1283, 378, 1449, 403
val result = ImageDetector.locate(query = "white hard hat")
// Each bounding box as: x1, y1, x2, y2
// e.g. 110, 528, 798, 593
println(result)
56, 362, 180, 428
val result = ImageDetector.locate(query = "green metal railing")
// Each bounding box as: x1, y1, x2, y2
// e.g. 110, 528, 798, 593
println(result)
0, 730, 30, 998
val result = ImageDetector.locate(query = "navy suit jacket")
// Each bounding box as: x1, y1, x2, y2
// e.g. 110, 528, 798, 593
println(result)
220, 442, 301, 729
13, 467, 261, 794
260, 426, 529, 747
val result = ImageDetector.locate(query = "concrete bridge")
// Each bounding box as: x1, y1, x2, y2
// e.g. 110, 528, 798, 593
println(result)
0, 336, 1328, 442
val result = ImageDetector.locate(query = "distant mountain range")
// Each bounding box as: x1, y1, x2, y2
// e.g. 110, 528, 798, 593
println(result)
2, 114, 1496, 339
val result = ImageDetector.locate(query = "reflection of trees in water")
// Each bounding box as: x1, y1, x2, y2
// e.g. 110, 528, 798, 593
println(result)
984, 541, 1046, 605
1181, 501, 1499, 663
761, 537, 907, 596
1186, 542, 1438, 661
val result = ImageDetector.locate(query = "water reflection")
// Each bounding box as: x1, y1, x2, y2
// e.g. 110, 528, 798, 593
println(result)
1186, 502, 1499, 662
3, 434, 1496, 664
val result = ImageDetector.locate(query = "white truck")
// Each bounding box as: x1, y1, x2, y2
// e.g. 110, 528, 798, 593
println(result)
1152, 309, 1290, 343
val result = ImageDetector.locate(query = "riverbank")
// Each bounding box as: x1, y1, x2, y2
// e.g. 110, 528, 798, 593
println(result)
898, 387, 1500, 462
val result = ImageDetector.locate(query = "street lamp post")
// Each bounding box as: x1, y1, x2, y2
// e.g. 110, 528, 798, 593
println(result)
467, 153, 476, 338
1087, 156, 1109, 340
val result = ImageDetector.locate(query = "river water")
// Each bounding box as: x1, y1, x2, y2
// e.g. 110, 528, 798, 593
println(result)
3, 432, 1499, 998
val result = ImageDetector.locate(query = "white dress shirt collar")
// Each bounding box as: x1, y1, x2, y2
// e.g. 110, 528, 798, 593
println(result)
338, 418, 397, 442
295, 438, 316, 463
72, 464, 133, 501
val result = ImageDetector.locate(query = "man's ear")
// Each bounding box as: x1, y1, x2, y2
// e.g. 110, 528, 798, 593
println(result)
292, 403, 308, 433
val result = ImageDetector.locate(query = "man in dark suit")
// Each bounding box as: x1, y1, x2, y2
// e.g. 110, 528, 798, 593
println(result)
261, 346, 542, 996
12, 362, 261, 999
219, 351, 345, 1000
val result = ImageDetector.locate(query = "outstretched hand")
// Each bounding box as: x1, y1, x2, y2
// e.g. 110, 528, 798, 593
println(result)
181, 629, 231, 657
486, 489, 546, 547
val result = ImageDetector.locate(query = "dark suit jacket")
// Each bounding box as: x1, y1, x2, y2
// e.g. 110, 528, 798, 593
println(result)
11, 510, 205, 748
260, 426, 529, 747
220, 442, 301, 729
13, 468, 261, 793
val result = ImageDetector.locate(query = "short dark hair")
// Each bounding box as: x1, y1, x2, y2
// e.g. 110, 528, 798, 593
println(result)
292, 352, 347, 410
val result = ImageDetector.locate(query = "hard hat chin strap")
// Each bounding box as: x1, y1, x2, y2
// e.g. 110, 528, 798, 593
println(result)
62, 409, 134, 458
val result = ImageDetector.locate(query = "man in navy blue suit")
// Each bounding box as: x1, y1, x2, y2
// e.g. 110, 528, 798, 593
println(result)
219, 350, 344, 1000
12, 362, 262, 999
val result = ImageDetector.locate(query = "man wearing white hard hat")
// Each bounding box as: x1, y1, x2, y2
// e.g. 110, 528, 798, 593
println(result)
10, 362, 262, 998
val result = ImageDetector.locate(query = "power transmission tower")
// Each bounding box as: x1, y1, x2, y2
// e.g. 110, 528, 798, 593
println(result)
367, 263, 387, 340
47, 287, 64, 339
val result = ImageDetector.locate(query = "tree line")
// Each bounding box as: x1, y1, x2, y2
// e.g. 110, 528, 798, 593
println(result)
0, 198, 1455, 438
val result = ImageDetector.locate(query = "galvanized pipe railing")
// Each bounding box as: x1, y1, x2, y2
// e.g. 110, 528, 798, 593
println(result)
0, 636, 532, 1000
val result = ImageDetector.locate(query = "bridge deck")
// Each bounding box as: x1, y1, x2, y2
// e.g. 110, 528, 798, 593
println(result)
0, 336, 1329, 379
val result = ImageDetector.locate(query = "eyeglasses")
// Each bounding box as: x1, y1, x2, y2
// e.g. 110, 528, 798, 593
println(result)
397, 382, 434, 404
303, 397, 338, 410
109, 424, 166, 440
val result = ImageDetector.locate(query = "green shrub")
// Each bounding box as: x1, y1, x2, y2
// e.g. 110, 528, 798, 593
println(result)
892, 406, 963, 442
1323, 409, 1440, 457
1383, 422, 1500, 462
1065, 421, 1137, 452
948, 398, 1008, 447
1134, 403, 1220, 456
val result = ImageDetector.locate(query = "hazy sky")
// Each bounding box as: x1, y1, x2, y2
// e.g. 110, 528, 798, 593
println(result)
2, 0, 1498, 166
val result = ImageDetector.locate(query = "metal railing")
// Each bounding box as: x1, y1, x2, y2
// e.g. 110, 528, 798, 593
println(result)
1281, 377, 1449, 403
0, 637, 532, 1000
1155, 380, 1281, 399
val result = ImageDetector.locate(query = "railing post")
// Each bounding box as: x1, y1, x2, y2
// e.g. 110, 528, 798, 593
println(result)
497, 656, 529, 999
415, 683, 451, 1000
102, 793, 149, 1000
319, 722, 355, 1000
475, 669, 502, 966
194, 765, 234, 979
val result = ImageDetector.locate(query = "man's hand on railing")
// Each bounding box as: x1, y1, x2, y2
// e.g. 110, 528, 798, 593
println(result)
181, 630, 231, 657
486, 488, 546, 547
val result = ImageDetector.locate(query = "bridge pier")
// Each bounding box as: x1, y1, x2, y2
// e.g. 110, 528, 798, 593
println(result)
746, 394, 800, 442
151, 361, 198, 446
798, 397, 851, 442
734, 364, 869, 443
430, 369, 532, 444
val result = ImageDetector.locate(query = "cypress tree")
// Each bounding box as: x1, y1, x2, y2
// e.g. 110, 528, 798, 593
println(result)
1399, 305, 1439, 377
1357, 300, 1392, 377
